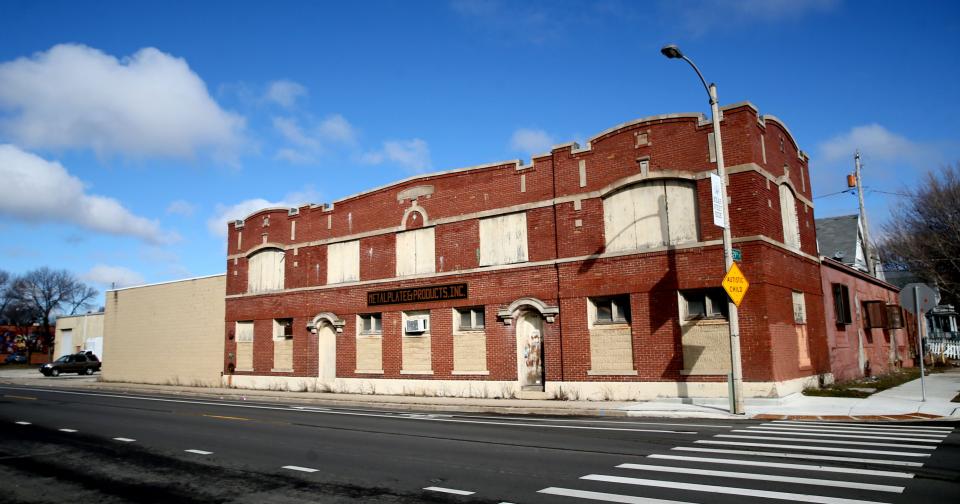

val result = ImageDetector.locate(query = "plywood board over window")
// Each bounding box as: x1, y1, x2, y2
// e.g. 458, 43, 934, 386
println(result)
396, 227, 436, 276
327, 240, 360, 284
479, 212, 528, 266
247, 248, 285, 293
603, 180, 699, 253
779, 184, 801, 249
235, 321, 254, 371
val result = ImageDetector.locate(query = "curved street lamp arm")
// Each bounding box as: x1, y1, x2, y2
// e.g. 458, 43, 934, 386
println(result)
680, 55, 714, 105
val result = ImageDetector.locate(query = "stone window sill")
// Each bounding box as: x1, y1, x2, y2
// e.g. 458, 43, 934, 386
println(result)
271, 368, 293, 373
234, 368, 253, 373
587, 370, 637, 376
354, 369, 384, 374
400, 370, 434, 375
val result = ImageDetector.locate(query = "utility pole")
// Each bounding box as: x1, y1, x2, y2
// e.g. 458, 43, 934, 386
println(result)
854, 150, 874, 276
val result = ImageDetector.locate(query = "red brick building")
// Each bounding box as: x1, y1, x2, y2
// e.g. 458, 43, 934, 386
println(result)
223, 102, 829, 400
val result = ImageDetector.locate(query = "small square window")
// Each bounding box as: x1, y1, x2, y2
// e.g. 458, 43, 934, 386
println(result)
886, 305, 904, 330
456, 307, 485, 331
359, 313, 382, 335
681, 289, 728, 321
592, 296, 630, 325
274, 318, 293, 339
862, 301, 887, 329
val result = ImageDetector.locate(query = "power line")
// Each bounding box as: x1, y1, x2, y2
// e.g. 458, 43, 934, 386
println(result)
814, 189, 855, 199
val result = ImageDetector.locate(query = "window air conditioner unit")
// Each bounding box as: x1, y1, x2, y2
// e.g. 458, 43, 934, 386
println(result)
405, 318, 428, 333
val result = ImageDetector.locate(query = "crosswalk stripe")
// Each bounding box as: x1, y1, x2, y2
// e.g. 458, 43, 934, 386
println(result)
616, 463, 903, 492
581, 474, 891, 504
696, 440, 931, 457
753, 425, 948, 438
648, 454, 915, 478
672, 447, 925, 467
716, 434, 937, 450
737, 429, 943, 443
282, 465, 318, 473
539, 487, 696, 504
771, 421, 953, 431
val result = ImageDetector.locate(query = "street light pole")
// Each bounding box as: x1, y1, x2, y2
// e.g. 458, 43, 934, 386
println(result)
661, 44, 744, 415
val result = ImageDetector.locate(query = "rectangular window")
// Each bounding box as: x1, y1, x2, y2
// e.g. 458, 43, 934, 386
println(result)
273, 318, 293, 339
479, 212, 528, 266
395, 227, 436, 276
456, 307, 485, 331
591, 296, 630, 325
832, 283, 852, 324
886, 304, 904, 330
792, 291, 807, 324
235, 321, 254, 342
327, 240, 360, 284
681, 289, 728, 321
359, 313, 382, 335
862, 300, 887, 329
602, 181, 699, 253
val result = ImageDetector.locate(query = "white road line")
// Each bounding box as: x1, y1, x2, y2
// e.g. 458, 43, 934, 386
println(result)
616, 463, 904, 493
672, 446, 925, 467
771, 420, 953, 430
695, 440, 931, 457
715, 434, 937, 450
539, 487, 696, 504
422, 486, 475, 495
737, 429, 943, 443
282, 465, 319, 473
581, 474, 891, 504
754, 425, 948, 438
15, 421, 31, 425
0, 386, 696, 435
762, 423, 951, 435
58, 428, 77, 433
184, 449, 213, 455
113, 437, 136, 442
648, 454, 915, 478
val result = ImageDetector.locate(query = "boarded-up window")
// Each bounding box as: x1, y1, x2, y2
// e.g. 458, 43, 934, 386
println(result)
602, 180, 698, 253
247, 248, 285, 293
887, 304, 904, 329
327, 240, 360, 284
235, 321, 253, 371
792, 291, 807, 324
862, 300, 887, 329
832, 283, 852, 324
479, 212, 528, 266
779, 184, 801, 249
396, 227, 436, 276
236, 321, 254, 342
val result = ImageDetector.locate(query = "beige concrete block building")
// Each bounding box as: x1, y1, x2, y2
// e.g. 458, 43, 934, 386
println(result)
54, 313, 104, 358
102, 274, 225, 386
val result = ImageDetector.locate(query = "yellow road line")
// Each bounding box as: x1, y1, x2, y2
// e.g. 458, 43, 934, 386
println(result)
4, 395, 37, 401
202, 414, 250, 421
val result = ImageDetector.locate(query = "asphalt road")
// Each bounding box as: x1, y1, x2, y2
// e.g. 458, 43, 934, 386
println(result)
1, 384, 957, 504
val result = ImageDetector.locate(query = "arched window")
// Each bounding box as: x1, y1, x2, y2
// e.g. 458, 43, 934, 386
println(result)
602, 180, 699, 253
247, 248, 285, 293
779, 184, 801, 249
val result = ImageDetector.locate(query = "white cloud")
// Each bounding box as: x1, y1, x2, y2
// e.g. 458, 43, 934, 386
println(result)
676, 0, 837, 36
206, 187, 322, 238
0, 144, 178, 244
361, 138, 432, 172
166, 199, 196, 217
82, 264, 146, 289
510, 128, 555, 155
272, 114, 357, 164
818, 124, 937, 165
0, 44, 244, 159
264, 79, 307, 108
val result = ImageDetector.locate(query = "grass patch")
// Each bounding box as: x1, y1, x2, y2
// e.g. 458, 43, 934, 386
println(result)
803, 366, 942, 398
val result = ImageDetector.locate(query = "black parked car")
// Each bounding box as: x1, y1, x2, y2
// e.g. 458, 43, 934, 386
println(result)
40, 352, 101, 377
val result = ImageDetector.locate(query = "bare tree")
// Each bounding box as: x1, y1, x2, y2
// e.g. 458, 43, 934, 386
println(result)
11, 268, 99, 350
880, 163, 960, 306
0, 269, 11, 320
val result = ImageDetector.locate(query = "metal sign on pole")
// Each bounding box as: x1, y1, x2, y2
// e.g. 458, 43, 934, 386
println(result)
710, 173, 726, 228
900, 282, 937, 402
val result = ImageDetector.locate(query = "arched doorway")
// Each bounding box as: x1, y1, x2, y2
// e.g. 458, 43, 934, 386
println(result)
317, 324, 336, 383
307, 312, 344, 384
516, 311, 545, 391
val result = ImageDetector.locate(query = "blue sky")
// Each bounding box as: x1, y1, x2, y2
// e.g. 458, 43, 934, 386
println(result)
1, 0, 958, 293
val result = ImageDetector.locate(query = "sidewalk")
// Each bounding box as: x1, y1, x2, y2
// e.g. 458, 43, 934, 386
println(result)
2, 367, 958, 421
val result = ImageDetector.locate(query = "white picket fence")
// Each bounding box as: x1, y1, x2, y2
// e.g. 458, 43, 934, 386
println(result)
927, 339, 960, 360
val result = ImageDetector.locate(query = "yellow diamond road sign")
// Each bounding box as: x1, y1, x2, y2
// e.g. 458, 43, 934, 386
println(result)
722, 262, 749, 307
